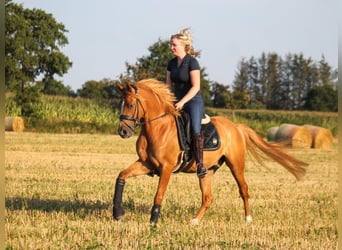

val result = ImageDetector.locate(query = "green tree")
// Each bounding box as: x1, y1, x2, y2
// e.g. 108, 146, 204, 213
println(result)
199, 68, 212, 106
211, 82, 230, 108
232, 58, 249, 108
258, 52, 268, 106
77, 80, 108, 100
263, 53, 281, 109
38, 78, 73, 96
279, 54, 294, 110
5, 0, 72, 114
77, 78, 120, 107
290, 54, 311, 109
15, 84, 42, 118
124, 39, 173, 82
318, 56, 332, 86
303, 85, 337, 111
247, 57, 261, 106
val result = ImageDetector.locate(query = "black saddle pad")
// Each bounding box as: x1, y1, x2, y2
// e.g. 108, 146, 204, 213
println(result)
176, 113, 220, 151
201, 122, 220, 151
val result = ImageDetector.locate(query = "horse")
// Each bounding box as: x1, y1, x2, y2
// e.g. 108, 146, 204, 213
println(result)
113, 78, 308, 225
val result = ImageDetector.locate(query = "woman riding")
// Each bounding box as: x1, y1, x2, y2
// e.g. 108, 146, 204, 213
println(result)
165, 28, 208, 178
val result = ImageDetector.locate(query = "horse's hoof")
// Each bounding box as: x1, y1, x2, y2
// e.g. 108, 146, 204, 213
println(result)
150, 221, 158, 227
190, 218, 199, 225
113, 206, 125, 220
245, 215, 253, 223
114, 216, 123, 221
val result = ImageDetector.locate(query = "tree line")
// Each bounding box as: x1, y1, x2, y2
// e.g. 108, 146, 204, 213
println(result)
5, 0, 338, 117
229, 53, 337, 111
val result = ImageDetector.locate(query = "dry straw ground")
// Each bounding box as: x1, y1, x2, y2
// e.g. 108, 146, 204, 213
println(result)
5, 132, 337, 249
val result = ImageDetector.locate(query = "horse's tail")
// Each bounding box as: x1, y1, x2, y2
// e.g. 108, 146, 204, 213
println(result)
236, 123, 308, 181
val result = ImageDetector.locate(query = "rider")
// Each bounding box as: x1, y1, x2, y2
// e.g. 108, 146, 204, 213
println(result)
165, 28, 208, 178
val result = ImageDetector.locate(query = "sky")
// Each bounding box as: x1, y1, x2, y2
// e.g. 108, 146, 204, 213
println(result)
15, 0, 338, 91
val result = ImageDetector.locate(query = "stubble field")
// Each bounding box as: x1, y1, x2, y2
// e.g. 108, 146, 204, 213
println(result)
5, 132, 337, 249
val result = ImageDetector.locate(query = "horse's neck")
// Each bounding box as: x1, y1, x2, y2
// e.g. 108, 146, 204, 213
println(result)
143, 115, 176, 143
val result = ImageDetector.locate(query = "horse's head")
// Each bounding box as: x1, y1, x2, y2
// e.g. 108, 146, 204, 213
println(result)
116, 79, 180, 138
116, 81, 142, 138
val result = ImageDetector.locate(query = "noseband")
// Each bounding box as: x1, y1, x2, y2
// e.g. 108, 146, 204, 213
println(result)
119, 98, 144, 129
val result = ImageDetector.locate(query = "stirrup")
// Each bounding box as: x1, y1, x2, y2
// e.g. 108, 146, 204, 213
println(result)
196, 165, 208, 178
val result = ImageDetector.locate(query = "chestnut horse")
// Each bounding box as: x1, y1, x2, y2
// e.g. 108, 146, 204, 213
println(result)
113, 79, 308, 225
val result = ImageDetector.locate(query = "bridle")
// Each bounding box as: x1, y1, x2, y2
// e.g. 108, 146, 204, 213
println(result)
119, 86, 169, 130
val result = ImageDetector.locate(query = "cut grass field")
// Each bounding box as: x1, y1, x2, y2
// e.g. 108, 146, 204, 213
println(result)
5, 132, 337, 249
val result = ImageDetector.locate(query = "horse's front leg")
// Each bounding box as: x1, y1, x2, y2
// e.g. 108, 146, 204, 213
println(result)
150, 168, 172, 224
113, 160, 152, 220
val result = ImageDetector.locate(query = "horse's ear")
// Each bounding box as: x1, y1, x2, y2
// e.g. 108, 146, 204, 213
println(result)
126, 81, 133, 89
116, 82, 125, 92
126, 81, 138, 95
117, 79, 137, 95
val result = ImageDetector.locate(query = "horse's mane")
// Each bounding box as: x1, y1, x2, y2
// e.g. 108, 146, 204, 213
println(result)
136, 79, 180, 116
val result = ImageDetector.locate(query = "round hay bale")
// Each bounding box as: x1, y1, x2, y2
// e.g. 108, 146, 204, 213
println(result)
274, 124, 312, 148
304, 125, 333, 149
5, 116, 25, 132
267, 126, 279, 141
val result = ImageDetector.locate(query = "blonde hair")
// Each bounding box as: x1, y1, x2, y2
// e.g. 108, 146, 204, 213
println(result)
170, 27, 199, 56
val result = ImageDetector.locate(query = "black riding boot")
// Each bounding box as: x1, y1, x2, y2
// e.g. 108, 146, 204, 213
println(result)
193, 133, 208, 178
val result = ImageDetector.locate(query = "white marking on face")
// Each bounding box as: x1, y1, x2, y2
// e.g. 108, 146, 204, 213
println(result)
120, 100, 125, 115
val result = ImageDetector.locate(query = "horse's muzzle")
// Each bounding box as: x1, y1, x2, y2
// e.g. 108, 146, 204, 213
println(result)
118, 124, 133, 138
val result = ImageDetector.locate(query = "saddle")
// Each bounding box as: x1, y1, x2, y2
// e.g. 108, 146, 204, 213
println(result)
172, 112, 221, 173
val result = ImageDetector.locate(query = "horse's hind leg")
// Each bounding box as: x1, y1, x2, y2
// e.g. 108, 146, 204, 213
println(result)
150, 169, 173, 224
191, 170, 214, 225
227, 160, 252, 222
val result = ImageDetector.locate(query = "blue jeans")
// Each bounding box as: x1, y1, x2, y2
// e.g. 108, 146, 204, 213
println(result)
183, 93, 204, 135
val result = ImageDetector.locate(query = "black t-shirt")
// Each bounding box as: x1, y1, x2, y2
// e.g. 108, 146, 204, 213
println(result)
167, 54, 200, 100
